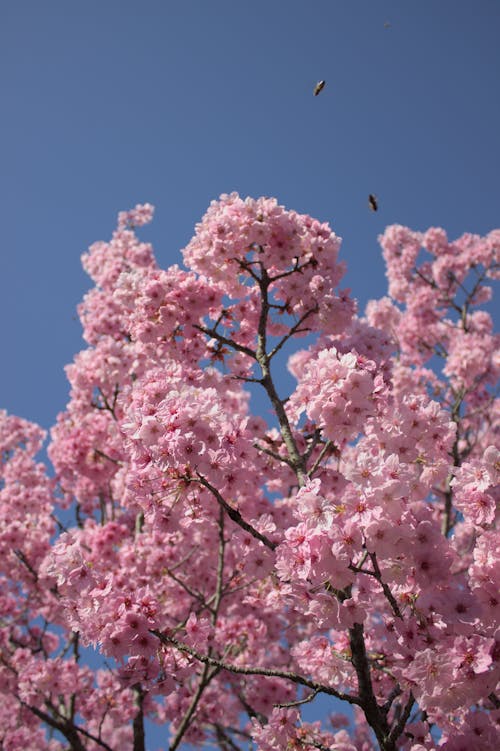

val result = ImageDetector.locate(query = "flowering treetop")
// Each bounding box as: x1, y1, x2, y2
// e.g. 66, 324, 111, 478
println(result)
0, 196, 498, 751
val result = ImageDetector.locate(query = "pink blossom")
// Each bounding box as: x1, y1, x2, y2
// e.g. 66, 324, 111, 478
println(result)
1, 201, 498, 750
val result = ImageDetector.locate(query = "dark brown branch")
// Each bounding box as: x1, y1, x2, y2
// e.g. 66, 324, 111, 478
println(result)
151, 631, 358, 706
303, 429, 323, 464
194, 474, 277, 550
307, 439, 335, 477
253, 267, 307, 484
215, 724, 253, 742
166, 567, 215, 613
259, 364, 306, 483
51, 512, 69, 533
349, 623, 391, 749
132, 684, 146, 751
13, 549, 38, 581
170, 662, 221, 750
253, 441, 295, 468
168, 510, 228, 750
368, 553, 404, 620
20, 699, 113, 751
488, 692, 500, 709
236, 691, 268, 725
381, 684, 402, 716
93, 448, 122, 466
213, 507, 226, 621
267, 256, 303, 281
275, 687, 320, 709
387, 693, 415, 745
194, 323, 255, 359
234, 256, 262, 282
213, 723, 242, 751
442, 388, 465, 537
93, 386, 119, 420
268, 307, 317, 360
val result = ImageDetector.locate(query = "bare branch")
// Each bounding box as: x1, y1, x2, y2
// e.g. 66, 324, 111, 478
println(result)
307, 440, 335, 477
381, 684, 402, 716
93, 447, 122, 466
387, 693, 415, 745
166, 567, 215, 614
151, 630, 359, 706
275, 687, 320, 709
132, 684, 146, 751
369, 553, 404, 620
268, 307, 317, 361
303, 429, 323, 464
349, 623, 391, 748
19, 698, 113, 751
194, 323, 255, 359
236, 690, 268, 725
194, 474, 277, 551
170, 662, 221, 751
213, 507, 226, 622
488, 692, 500, 709
13, 549, 38, 581
213, 723, 242, 751
253, 441, 296, 468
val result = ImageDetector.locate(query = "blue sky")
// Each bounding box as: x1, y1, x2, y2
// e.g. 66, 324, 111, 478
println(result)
2, 0, 499, 429
1, 2, 499, 746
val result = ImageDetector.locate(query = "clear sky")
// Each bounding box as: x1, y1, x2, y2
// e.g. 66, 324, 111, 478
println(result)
2, 0, 499, 430
1, 2, 499, 746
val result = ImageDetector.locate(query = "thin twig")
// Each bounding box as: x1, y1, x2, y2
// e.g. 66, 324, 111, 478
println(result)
303, 429, 323, 464
194, 474, 277, 551
166, 568, 214, 614
213, 723, 242, 751
194, 323, 255, 359
268, 307, 317, 360
13, 550, 38, 581
170, 663, 221, 750
369, 553, 404, 620
253, 441, 295, 468
275, 687, 320, 709
307, 440, 334, 477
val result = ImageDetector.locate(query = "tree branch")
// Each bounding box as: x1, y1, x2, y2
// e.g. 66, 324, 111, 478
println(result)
151, 630, 359, 706
194, 474, 277, 551
19, 698, 113, 751
253, 441, 296, 469
268, 307, 317, 360
132, 684, 146, 751
387, 693, 415, 745
194, 323, 255, 359
170, 662, 221, 751
275, 687, 320, 709
368, 553, 404, 620
349, 623, 391, 749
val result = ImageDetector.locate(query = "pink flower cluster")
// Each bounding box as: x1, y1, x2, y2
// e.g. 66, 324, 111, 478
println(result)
1, 198, 498, 750
117, 202, 155, 230
183, 192, 355, 337
287, 346, 379, 445
450, 446, 499, 526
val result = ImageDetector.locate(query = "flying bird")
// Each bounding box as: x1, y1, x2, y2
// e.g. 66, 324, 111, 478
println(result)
384, 21, 392, 28
368, 194, 378, 212
313, 80, 326, 96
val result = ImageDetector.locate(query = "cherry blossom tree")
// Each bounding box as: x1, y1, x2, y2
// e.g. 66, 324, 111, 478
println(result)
0, 196, 498, 751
